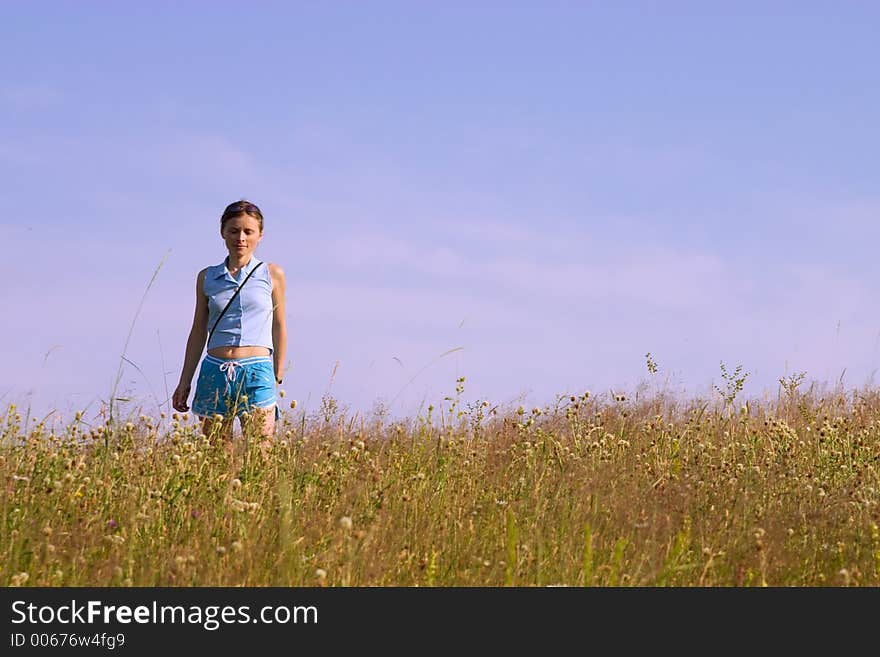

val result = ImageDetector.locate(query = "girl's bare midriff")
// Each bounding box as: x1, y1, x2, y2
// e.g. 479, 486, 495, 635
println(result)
207, 346, 271, 358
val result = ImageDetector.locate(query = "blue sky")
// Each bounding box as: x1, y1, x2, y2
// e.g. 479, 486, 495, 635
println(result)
3, 2, 880, 424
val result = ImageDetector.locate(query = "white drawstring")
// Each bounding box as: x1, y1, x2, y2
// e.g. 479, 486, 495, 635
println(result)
219, 360, 240, 384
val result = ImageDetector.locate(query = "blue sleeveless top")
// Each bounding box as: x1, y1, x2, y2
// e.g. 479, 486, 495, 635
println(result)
204, 256, 274, 353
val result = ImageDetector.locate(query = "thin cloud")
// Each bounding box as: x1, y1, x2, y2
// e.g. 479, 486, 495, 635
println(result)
147, 134, 261, 186
2, 85, 62, 109
328, 230, 728, 309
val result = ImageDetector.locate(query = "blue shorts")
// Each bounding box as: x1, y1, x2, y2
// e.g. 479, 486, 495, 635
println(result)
192, 355, 277, 418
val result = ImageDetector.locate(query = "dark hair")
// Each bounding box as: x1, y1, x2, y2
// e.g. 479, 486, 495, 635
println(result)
220, 199, 264, 231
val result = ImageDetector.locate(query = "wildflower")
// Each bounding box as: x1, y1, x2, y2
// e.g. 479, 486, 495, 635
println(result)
315, 568, 327, 581
339, 516, 353, 531
231, 478, 242, 490
107, 519, 118, 531
10, 572, 29, 587
231, 540, 244, 553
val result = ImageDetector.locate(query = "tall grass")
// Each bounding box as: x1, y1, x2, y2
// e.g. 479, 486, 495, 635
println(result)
1, 379, 878, 586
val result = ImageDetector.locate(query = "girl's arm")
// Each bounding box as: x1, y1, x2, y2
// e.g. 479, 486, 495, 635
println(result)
172, 269, 209, 412
269, 263, 288, 383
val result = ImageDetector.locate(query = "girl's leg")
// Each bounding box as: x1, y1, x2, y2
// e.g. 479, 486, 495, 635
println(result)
201, 414, 234, 449
242, 405, 276, 460
239, 357, 279, 459
192, 355, 233, 445
250, 404, 276, 438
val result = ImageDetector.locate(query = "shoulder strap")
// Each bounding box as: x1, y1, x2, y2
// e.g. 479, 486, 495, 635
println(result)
209, 261, 265, 336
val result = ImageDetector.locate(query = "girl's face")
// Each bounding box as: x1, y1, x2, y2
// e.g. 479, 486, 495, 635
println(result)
221, 214, 263, 259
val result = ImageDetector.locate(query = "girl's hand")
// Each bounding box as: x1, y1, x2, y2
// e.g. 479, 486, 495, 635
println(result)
172, 384, 191, 413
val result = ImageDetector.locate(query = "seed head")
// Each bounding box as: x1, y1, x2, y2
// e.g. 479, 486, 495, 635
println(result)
10, 572, 29, 587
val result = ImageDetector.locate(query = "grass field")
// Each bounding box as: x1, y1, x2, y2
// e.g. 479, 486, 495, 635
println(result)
2, 377, 879, 586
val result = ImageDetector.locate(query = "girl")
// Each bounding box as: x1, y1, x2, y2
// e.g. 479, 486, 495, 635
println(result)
172, 200, 287, 445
